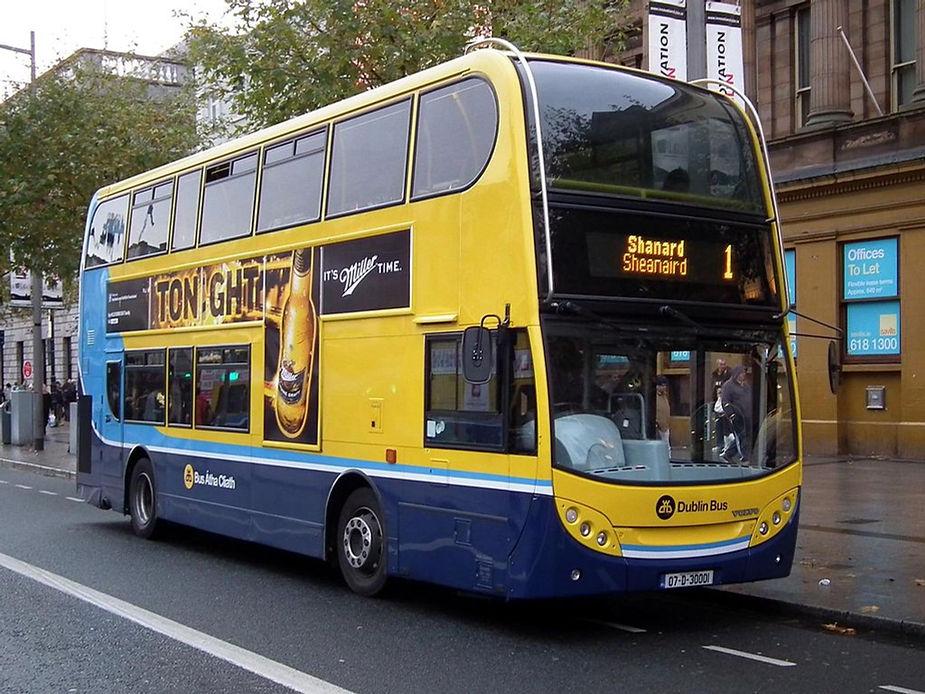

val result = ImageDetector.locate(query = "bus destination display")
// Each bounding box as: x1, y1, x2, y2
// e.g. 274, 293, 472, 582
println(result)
549, 207, 776, 307
614, 234, 735, 282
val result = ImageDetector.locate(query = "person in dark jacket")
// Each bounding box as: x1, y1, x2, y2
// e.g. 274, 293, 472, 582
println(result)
720, 366, 752, 461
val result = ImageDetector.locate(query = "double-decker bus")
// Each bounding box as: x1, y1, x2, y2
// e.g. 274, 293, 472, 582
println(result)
77, 44, 800, 598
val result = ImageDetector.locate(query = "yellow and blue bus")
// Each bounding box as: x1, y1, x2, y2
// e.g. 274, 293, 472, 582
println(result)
77, 45, 800, 598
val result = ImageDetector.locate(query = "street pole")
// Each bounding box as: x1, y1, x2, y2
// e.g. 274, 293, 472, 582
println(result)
0, 32, 44, 449
685, 0, 707, 81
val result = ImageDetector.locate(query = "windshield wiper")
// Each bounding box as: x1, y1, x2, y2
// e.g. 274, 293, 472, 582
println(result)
658, 304, 704, 331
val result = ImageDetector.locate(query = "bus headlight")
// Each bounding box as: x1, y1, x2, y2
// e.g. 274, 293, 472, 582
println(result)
759, 521, 769, 535
596, 531, 608, 546
782, 497, 792, 512
580, 522, 591, 537
565, 507, 579, 523
772, 511, 781, 525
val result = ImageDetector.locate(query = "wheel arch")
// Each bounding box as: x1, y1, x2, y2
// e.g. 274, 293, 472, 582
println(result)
122, 445, 152, 514
323, 470, 385, 562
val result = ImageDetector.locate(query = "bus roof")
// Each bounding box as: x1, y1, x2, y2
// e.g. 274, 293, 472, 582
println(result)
94, 48, 735, 201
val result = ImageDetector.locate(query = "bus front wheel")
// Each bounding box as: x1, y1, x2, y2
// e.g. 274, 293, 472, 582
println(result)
336, 488, 387, 596
129, 458, 160, 540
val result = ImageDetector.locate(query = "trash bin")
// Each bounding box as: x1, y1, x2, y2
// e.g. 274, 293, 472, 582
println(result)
0, 401, 10, 445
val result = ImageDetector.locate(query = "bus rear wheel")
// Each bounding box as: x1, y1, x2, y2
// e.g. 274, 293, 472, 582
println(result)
336, 488, 387, 596
129, 458, 160, 540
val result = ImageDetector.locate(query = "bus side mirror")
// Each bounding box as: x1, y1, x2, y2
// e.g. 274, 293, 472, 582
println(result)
462, 326, 493, 384
828, 341, 841, 395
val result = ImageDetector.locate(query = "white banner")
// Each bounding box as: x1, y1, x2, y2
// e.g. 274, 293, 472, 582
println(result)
648, 0, 688, 81
9, 268, 64, 309
705, 1, 745, 103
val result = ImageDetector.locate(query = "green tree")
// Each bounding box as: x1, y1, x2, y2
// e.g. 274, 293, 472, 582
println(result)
0, 63, 200, 292
187, 0, 632, 131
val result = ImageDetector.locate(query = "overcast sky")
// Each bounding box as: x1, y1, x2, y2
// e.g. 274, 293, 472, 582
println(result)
1, 0, 230, 97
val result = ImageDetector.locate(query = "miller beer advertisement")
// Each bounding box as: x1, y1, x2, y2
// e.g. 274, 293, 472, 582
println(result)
264, 248, 321, 445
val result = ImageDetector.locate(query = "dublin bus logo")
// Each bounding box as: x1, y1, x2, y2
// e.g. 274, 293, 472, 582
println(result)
656, 495, 676, 520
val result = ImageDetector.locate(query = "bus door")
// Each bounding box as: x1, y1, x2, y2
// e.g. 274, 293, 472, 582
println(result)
411, 329, 539, 592
100, 356, 126, 492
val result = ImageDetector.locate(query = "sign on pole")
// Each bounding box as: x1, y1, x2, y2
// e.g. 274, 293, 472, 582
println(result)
22, 360, 33, 380
705, 1, 745, 102
9, 268, 64, 308
648, 0, 688, 81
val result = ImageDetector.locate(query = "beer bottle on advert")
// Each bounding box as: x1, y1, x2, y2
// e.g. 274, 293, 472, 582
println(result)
275, 248, 316, 438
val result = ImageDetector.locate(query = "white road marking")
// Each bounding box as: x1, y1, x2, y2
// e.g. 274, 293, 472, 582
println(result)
879, 686, 925, 694
702, 645, 796, 667
0, 551, 352, 694
39, 490, 58, 496
0, 479, 8, 484
581, 618, 647, 633
14, 484, 32, 490
65, 497, 84, 502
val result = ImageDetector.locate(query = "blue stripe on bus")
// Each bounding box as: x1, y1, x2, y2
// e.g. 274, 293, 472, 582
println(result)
621, 535, 751, 553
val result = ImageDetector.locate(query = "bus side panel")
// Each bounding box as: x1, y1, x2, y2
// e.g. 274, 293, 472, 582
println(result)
249, 463, 329, 557
382, 479, 534, 595
154, 447, 254, 543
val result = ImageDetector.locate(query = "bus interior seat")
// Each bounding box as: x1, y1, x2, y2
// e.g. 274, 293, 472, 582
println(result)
554, 413, 626, 472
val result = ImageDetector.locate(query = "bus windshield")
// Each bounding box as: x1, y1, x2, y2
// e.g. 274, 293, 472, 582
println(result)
528, 59, 765, 214
546, 323, 796, 484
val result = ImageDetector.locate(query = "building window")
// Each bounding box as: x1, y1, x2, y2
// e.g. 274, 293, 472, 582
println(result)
892, 0, 918, 109
124, 350, 166, 424
842, 238, 900, 360
15, 342, 23, 385
795, 6, 811, 127
195, 346, 250, 431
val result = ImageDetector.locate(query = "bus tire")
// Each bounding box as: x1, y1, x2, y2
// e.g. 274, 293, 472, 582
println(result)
336, 488, 387, 596
128, 458, 160, 540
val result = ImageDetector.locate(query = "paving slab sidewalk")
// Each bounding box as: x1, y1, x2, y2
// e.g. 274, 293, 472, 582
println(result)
1, 430, 922, 636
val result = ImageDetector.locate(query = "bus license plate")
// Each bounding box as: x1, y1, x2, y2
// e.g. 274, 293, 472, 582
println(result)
662, 570, 714, 589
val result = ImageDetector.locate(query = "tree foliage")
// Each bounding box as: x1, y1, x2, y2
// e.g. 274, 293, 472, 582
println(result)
0, 64, 200, 290
187, 0, 632, 131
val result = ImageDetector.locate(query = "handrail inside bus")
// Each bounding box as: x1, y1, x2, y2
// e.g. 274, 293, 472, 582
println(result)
689, 78, 788, 310
465, 37, 555, 303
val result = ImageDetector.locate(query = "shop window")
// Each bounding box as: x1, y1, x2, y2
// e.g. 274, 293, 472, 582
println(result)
196, 346, 250, 431
842, 238, 900, 361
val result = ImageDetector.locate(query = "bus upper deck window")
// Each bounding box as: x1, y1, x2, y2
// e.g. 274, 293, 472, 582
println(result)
85, 195, 129, 268
412, 78, 498, 200
171, 169, 202, 251
127, 180, 173, 259
327, 99, 411, 217
200, 153, 258, 246
257, 129, 327, 233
